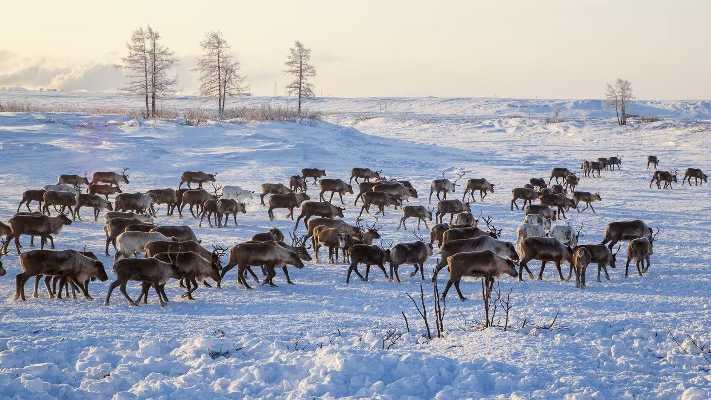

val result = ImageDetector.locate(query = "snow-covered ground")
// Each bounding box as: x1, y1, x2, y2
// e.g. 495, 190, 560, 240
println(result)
0, 94, 710, 399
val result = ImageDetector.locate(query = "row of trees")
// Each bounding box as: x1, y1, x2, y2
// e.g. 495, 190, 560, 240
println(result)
122, 26, 316, 118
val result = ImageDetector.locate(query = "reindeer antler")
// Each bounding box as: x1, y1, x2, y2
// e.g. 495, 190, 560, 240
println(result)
210, 183, 224, 199
483, 215, 502, 238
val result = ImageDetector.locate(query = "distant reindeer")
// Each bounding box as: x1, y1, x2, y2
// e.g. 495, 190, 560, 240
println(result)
589, 161, 603, 177
268, 192, 309, 220
289, 175, 307, 192
260, 183, 291, 205
398, 205, 432, 230
358, 191, 401, 217
624, 229, 658, 277
573, 191, 602, 213
462, 178, 495, 201
350, 168, 381, 184
17, 190, 46, 213
647, 156, 659, 169
608, 155, 622, 170
649, 170, 677, 189
319, 179, 353, 204
388, 235, 432, 282
440, 251, 517, 301
294, 201, 345, 230
354, 181, 378, 205
429, 169, 465, 202
580, 160, 592, 177
511, 187, 538, 211
549, 168, 571, 185
540, 193, 576, 219
435, 199, 470, 224
597, 158, 609, 171
564, 174, 579, 192
179, 171, 216, 189
91, 169, 129, 187
601, 219, 653, 251
89, 183, 122, 200
517, 237, 573, 282
301, 168, 326, 185
58, 174, 90, 188
682, 168, 707, 185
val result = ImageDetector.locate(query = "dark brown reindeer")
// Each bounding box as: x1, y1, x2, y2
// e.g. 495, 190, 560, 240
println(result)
529, 178, 547, 190
89, 183, 122, 200
573, 191, 602, 213
589, 161, 603, 177
430, 223, 449, 247
289, 175, 307, 192
354, 181, 378, 205
91, 168, 129, 187
540, 193, 576, 219
597, 157, 609, 171
268, 192, 309, 220
17, 190, 46, 213
435, 199, 470, 224
398, 205, 432, 230
372, 181, 417, 202
74, 193, 113, 221
608, 155, 622, 170
624, 230, 658, 278
388, 233, 432, 282
682, 168, 707, 186
104, 217, 147, 255
647, 155, 659, 169
179, 171, 216, 189
549, 167, 571, 184
650, 170, 677, 189
576, 244, 619, 282
440, 251, 517, 301
511, 187, 538, 211
146, 188, 179, 216
517, 237, 573, 282
220, 240, 305, 288
462, 178, 495, 201
346, 243, 390, 283
358, 191, 401, 217
259, 183, 291, 205
564, 174, 579, 192
580, 160, 592, 177
105, 257, 181, 306
295, 201, 345, 230
7, 213, 72, 253
350, 168, 381, 184
301, 168, 326, 185
601, 219, 653, 251
252, 228, 285, 242
151, 225, 199, 242
216, 199, 247, 226
145, 251, 221, 300
319, 178, 354, 204
180, 188, 217, 218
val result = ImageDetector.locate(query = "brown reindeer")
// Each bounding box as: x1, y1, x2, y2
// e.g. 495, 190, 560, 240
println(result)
350, 168, 381, 184
580, 160, 592, 177
260, 183, 291, 205
452, 211, 477, 228
346, 244, 389, 283
564, 174, 579, 192
433, 236, 518, 280
529, 178, 547, 190
588, 161, 603, 177
151, 225, 199, 242
354, 181, 378, 205
146, 251, 221, 300
517, 237, 573, 281
398, 205, 432, 230
104, 211, 153, 223
682, 168, 707, 186
7, 213, 72, 253
577, 244, 619, 282
115, 192, 154, 215
105, 257, 181, 306
358, 191, 401, 217
268, 192, 310, 220
525, 204, 557, 221
624, 229, 658, 277
601, 219, 653, 251
216, 199, 247, 226
430, 223, 449, 247
220, 241, 305, 288
608, 156, 622, 170
91, 169, 129, 187
252, 228, 285, 242
436, 199, 470, 224
42, 191, 77, 218
289, 175, 307, 192
388, 236, 432, 282
199, 199, 220, 227
573, 191, 602, 213
441, 250, 517, 301
179, 171, 216, 189
313, 226, 350, 263
180, 188, 216, 217
650, 170, 677, 189
17, 190, 46, 213
147, 188, 179, 216
441, 226, 493, 246
511, 187, 538, 210
295, 201, 345, 230
16, 249, 108, 301
89, 183, 122, 200
319, 179, 353, 204
540, 193, 576, 219
647, 155, 659, 169
571, 246, 592, 288
372, 181, 417, 202
597, 158, 609, 171
74, 193, 113, 221
124, 223, 156, 232
302, 168, 326, 185
429, 169, 464, 203
549, 168, 571, 184
462, 178, 495, 202
58, 174, 90, 187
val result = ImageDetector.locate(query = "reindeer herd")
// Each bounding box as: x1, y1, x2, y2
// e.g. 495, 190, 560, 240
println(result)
0, 155, 705, 307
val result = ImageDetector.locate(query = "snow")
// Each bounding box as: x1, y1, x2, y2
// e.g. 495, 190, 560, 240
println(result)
0, 94, 710, 399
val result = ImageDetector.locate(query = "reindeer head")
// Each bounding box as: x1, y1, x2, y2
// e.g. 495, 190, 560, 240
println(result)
482, 215, 502, 239
289, 233, 312, 261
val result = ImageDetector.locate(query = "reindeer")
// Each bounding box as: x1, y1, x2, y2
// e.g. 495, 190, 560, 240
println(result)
319, 179, 353, 204
106, 257, 181, 306
305, 218, 360, 249
350, 168, 381, 184
549, 168, 571, 184
104, 211, 152, 223
650, 170, 677, 189
151, 226, 199, 242
301, 168, 326, 185
452, 211, 477, 228
529, 178, 547, 190
573, 191, 602, 213
124, 223, 156, 232
260, 183, 291, 205
89, 183, 122, 200
571, 246, 593, 289
580, 160, 592, 177
462, 178, 495, 201
511, 187, 538, 211
441, 251, 517, 301
624, 236, 655, 278
7, 213, 72, 253
373, 181, 417, 202
115, 192, 154, 216
146, 188, 179, 216
517, 237, 573, 282
597, 158, 609, 171
220, 240, 305, 288
442, 226, 495, 246
15, 249, 108, 301
115, 231, 172, 260
647, 156, 659, 169
252, 228, 285, 243
682, 168, 707, 186
289, 175, 307, 192
42, 191, 77, 218
435, 199, 470, 224
608, 156, 622, 170
180, 185, 220, 218
295, 201, 345, 230
358, 191, 401, 217
540, 193, 576, 219
17, 190, 46, 213
429, 169, 465, 203
0, 239, 9, 277
549, 223, 582, 247
564, 174, 579, 192
433, 236, 518, 281
104, 217, 147, 255
430, 223, 449, 247
146, 251, 221, 300
577, 244, 619, 282
398, 205, 432, 230
91, 169, 129, 187
354, 181, 378, 205
198, 186, 226, 227
58, 174, 90, 188
525, 204, 557, 221
313, 226, 350, 263
74, 193, 113, 221
346, 243, 389, 283
389, 235, 432, 282
216, 199, 247, 226
268, 192, 309, 220
179, 171, 216, 189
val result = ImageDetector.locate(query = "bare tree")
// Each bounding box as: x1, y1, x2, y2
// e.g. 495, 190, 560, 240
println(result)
197, 31, 247, 117
605, 79, 634, 126
121, 28, 150, 117
146, 26, 177, 117
285, 41, 316, 115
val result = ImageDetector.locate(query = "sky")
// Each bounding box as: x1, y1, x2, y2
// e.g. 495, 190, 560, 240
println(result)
0, 0, 709, 99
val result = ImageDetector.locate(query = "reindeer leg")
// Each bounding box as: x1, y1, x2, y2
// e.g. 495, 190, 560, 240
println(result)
104, 280, 120, 305
238, 266, 252, 289
378, 263, 388, 279
119, 282, 137, 306
454, 280, 466, 300
364, 265, 371, 281
555, 260, 565, 281
538, 261, 547, 280
624, 258, 631, 277
635, 260, 643, 276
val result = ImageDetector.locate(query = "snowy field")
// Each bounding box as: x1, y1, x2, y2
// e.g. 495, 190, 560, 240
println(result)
0, 93, 710, 399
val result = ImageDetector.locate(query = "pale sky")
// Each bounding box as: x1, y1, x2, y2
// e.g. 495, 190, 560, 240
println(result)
1, 0, 709, 99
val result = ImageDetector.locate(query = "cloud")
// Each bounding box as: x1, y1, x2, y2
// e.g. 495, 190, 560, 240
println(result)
50, 64, 125, 92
